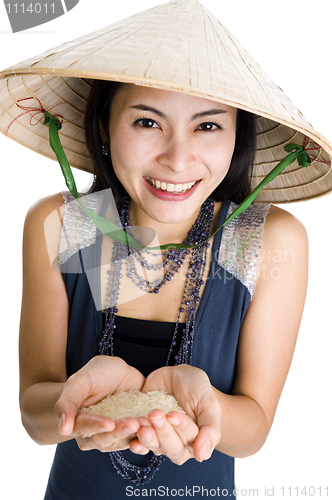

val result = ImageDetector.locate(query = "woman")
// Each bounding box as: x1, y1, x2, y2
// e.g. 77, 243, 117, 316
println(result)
1, 0, 331, 498
19, 81, 308, 499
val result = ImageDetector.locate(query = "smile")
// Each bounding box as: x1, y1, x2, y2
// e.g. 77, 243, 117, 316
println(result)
146, 177, 197, 193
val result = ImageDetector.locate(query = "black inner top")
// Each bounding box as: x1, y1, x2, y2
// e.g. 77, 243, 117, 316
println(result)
102, 314, 185, 377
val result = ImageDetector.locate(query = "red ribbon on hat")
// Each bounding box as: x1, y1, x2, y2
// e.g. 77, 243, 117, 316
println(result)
6, 96, 82, 135
302, 136, 330, 165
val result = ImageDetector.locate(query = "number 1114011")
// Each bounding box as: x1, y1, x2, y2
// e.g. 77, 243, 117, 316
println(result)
6, 3, 55, 14
280, 486, 329, 497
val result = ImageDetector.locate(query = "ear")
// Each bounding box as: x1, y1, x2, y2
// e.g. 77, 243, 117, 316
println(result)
99, 119, 109, 144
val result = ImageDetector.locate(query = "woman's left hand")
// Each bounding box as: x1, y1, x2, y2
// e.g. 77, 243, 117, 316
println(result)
129, 365, 221, 464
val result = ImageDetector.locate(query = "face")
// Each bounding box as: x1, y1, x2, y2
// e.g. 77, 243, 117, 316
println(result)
108, 84, 237, 228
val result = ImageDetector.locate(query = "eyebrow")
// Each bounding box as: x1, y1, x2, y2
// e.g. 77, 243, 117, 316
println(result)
129, 104, 227, 121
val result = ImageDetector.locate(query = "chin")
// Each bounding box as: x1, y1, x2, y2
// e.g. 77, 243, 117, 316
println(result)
143, 204, 202, 227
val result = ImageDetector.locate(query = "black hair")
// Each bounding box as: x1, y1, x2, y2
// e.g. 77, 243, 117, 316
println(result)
212, 108, 255, 204
85, 80, 256, 204
85, 80, 125, 199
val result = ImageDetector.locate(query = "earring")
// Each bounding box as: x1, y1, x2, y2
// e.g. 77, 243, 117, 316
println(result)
101, 143, 110, 156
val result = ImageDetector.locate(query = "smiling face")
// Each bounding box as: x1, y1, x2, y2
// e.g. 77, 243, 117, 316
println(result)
107, 84, 237, 231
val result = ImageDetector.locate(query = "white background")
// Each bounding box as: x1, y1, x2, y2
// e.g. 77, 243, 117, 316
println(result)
0, 0, 331, 498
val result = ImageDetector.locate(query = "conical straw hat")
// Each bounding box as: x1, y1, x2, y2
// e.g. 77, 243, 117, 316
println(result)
0, 0, 331, 203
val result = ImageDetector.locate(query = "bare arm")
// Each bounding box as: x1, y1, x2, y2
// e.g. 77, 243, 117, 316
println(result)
214, 205, 308, 457
19, 193, 70, 445
19, 195, 146, 448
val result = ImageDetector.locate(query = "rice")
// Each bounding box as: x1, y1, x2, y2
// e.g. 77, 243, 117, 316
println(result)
81, 390, 186, 420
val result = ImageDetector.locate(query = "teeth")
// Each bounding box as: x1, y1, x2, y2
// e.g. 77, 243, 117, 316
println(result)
147, 178, 197, 193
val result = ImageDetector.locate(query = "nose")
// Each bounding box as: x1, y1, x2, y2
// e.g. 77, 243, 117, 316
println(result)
157, 133, 196, 173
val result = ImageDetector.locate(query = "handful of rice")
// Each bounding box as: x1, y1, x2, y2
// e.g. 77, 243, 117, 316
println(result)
81, 390, 186, 420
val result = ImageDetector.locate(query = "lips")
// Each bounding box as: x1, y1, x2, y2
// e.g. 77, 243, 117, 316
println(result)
146, 177, 197, 194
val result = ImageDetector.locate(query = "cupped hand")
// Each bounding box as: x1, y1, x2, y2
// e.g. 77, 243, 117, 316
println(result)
132, 364, 221, 464
72, 413, 142, 452
55, 359, 221, 462
129, 410, 200, 465
55, 356, 145, 451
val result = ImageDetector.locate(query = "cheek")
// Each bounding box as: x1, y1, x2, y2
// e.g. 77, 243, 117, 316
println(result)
206, 136, 236, 180
109, 129, 152, 177
109, 134, 136, 179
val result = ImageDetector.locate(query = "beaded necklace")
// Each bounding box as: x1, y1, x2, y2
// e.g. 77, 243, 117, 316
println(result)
98, 195, 214, 485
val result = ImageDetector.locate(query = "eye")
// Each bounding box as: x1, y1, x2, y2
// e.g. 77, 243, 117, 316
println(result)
134, 117, 160, 128
196, 121, 222, 132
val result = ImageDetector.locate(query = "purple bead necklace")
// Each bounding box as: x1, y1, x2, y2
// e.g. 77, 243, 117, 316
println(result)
98, 194, 214, 484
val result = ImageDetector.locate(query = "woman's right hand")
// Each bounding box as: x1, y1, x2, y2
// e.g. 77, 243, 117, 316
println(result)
55, 356, 145, 451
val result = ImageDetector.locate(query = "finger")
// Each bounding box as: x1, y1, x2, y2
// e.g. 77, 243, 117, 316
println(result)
166, 411, 197, 435
166, 411, 199, 449
147, 410, 195, 464
77, 417, 141, 453
129, 417, 155, 455
136, 422, 159, 450
129, 438, 151, 456
192, 428, 215, 463
74, 412, 115, 438
112, 417, 141, 438
136, 417, 152, 427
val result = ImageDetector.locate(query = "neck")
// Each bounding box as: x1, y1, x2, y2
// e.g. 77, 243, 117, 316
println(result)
127, 199, 222, 248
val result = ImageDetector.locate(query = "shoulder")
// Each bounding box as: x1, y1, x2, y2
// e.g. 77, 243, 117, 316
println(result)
24, 192, 65, 229
262, 205, 308, 256
265, 204, 306, 231
23, 193, 66, 272
23, 191, 98, 267
217, 202, 307, 298
257, 205, 308, 289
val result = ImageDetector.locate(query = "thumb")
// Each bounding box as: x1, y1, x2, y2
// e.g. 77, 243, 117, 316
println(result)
55, 370, 93, 436
192, 395, 222, 462
56, 402, 80, 436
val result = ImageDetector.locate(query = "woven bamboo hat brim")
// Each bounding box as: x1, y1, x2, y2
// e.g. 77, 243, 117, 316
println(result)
0, 0, 331, 203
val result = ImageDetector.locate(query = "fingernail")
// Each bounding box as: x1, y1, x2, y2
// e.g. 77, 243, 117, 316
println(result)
167, 416, 180, 426
199, 441, 211, 462
121, 427, 133, 436
150, 416, 164, 428
121, 424, 138, 435
58, 413, 66, 433
142, 435, 152, 444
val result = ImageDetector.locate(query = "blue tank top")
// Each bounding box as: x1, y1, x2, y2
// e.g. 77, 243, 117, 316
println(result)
44, 192, 270, 500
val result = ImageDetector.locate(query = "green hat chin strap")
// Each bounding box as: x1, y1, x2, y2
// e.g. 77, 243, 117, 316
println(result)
43, 111, 311, 251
